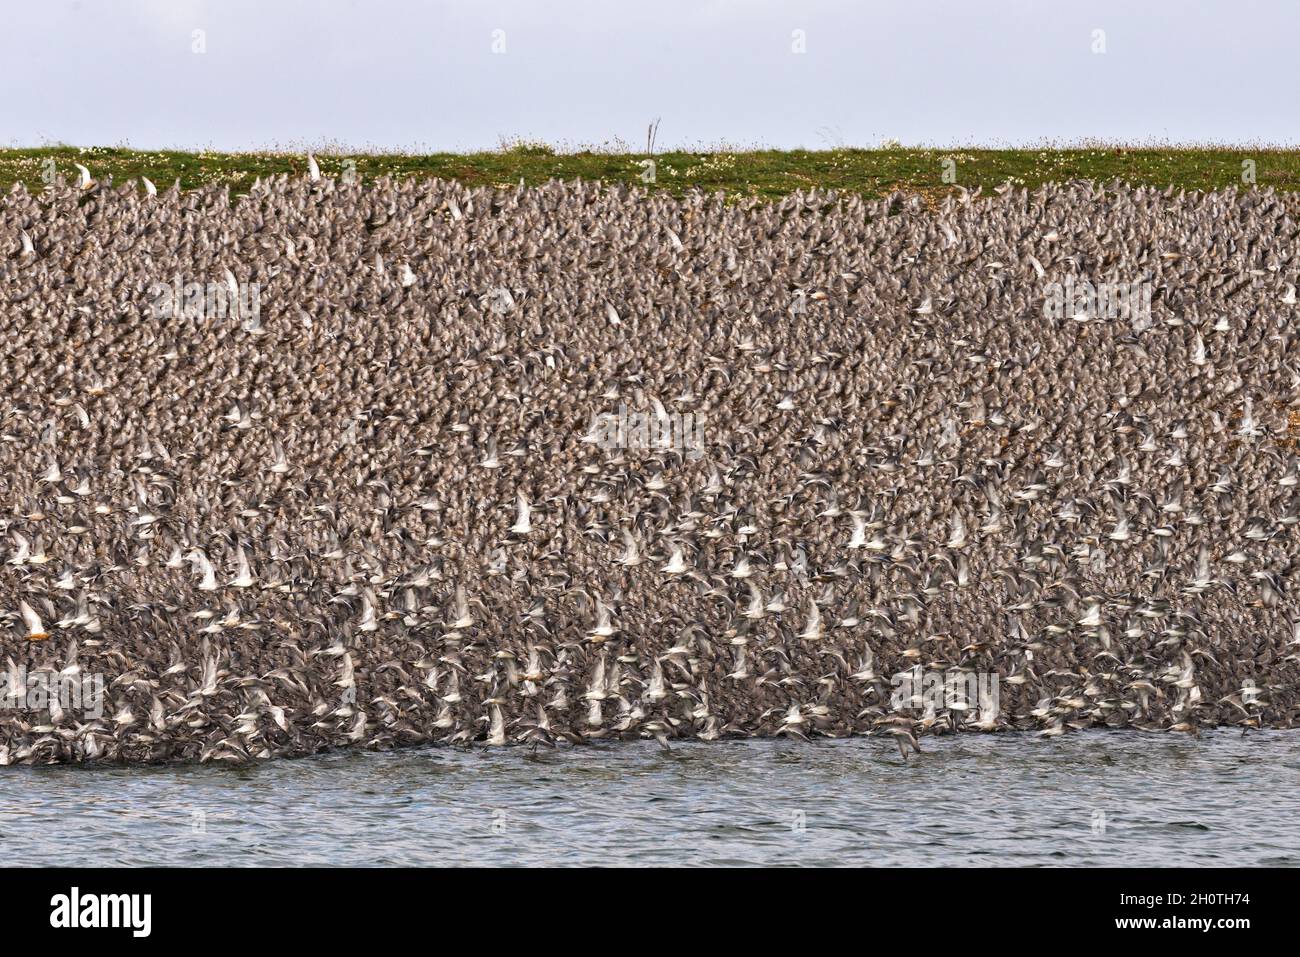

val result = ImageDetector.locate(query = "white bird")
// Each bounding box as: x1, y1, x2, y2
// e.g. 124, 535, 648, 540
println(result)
142, 176, 157, 198
39, 456, 61, 484
583, 656, 608, 702
74, 162, 93, 189
228, 545, 255, 588
19, 229, 33, 256
356, 590, 379, 632
1192, 333, 1208, 366
440, 669, 462, 704
307, 153, 321, 182
196, 655, 220, 697
18, 600, 49, 640
725, 645, 750, 681
847, 511, 868, 549
223, 267, 240, 314
646, 658, 668, 701
486, 704, 506, 746
779, 704, 808, 737
491, 287, 516, 312
1188, 545, 1214, 592
509, 491, 532, 535
947, 514, 968, 549
850, 651, 877, 682
797, 599, 823, 640
223, 402, 252, 429
448, 585, 474, 630
1237, 398, 1262, 439
190, 549, 218, 591
268, 437, 289, 474
7, 535, 33, 564
588, 598, 617, 641
661, 545, 689, 575
1078, 601, 1102, 628
616, 529, 642, 566
335, 652, 355, 690
399, 263, 417, 287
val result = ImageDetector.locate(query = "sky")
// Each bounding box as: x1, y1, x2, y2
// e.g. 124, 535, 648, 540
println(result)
1, 0, 1294, 152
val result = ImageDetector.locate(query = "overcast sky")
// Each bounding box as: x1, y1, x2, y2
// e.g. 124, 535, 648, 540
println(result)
1, 0, 1293, 151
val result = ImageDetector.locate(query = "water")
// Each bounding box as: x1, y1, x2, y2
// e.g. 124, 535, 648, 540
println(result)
3, 730, 1296, 867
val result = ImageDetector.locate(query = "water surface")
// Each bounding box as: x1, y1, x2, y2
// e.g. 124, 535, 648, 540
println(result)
2, 730, 1295, 866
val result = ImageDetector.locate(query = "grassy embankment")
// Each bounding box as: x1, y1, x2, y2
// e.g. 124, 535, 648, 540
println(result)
2, 144, 1297, 201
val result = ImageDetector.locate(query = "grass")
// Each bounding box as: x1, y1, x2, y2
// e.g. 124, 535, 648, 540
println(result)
3, 145, 1299, 201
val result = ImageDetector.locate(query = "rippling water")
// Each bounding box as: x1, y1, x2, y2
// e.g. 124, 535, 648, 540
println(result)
3, 730, 1297, 866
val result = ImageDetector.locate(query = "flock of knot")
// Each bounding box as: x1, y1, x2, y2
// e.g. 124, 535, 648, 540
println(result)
1, 161, 1298, 765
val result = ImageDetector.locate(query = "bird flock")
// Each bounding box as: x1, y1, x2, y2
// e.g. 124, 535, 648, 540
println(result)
1, 167, 1298, 764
